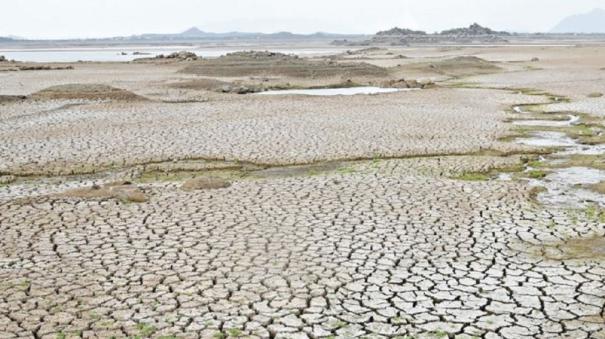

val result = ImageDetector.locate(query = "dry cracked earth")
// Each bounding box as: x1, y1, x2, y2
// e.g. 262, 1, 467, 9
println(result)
1, 46, 604, 339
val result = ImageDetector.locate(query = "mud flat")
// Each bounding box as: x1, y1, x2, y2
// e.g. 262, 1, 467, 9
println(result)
1, 45, 605, 338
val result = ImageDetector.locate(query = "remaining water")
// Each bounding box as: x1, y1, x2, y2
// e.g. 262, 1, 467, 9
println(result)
512, 115, 580, 127
509, 109, 605, 207
0, 46, 347, 63
258, 87, 411, 96
516, 131, 579, 147
530, 167, 605, 208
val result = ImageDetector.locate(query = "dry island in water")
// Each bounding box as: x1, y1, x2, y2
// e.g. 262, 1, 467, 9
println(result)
1, 24, 605, 339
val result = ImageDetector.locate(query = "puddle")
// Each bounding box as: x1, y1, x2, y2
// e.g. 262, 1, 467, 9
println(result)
512, 115, 579, 127
556, 144, 605, 156
497, 173, 513, 181
530, 167, 605, 207
257, 87, 413, 96
516, 131, 579, 147
510, 108, 605, 208
516, 130, 605, 155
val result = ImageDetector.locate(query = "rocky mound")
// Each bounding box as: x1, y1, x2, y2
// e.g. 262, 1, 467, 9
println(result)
224, 51, 295, 59
31, 84, 144, 101
381, 78, 435, 89
156, 51, 198, 60
135, 51, 198, 62
376, 27, 427, 36
337, 23, 509, 46
440, 23, 510, 36
180, 50, 388, 78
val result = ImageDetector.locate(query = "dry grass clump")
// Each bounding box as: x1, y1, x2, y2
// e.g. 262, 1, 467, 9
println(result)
181, 177, 231, 191
31, 84, 144, 101
587, 92, 603, 98
60, 182, 148, 203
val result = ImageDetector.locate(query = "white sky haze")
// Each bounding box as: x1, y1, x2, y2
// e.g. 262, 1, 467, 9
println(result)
1, 0, 604, 39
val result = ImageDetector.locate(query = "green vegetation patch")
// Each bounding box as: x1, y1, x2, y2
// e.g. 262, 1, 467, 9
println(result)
526, 170, 548, 179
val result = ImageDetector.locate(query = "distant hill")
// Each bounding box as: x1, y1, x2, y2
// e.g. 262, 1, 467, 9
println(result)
0, 36, 14, 42
180, 27, 205, 37
551, 9, 605, 33
131, 27, 365, 41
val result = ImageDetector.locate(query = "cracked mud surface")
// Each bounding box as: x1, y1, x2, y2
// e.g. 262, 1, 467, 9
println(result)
2, 157, 604, 339
1, 46, 605, 338
0, 88, 545, 176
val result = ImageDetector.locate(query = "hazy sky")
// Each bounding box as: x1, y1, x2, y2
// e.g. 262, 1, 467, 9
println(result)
1, 0, 604, 39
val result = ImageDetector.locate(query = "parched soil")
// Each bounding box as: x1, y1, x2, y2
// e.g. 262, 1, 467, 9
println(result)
1, 45, 605, 339
180, 51, 389, 78
30, 84, 145, 101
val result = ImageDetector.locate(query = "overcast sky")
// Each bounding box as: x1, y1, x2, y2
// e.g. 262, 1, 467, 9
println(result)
1, 0, 604, 39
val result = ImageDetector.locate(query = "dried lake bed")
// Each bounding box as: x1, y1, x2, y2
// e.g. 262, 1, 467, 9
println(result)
1, 46, 605, 338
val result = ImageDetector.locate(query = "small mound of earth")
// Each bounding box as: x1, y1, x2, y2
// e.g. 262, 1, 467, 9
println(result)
60, 182, 147, 203
181, 177, 231, 191
180, 50, 389, 78
434, 56, 500, 70
406, 56, 501, 76
31, 84, 144, 101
